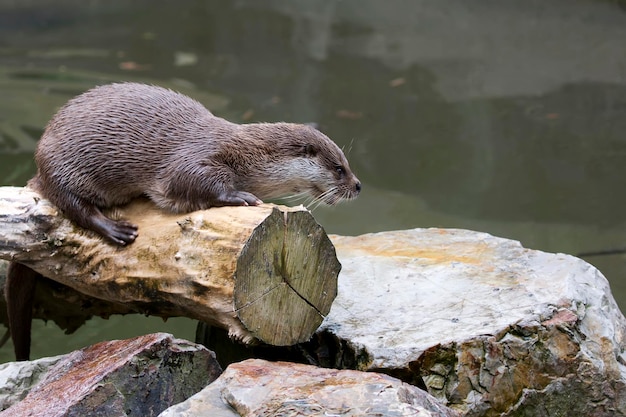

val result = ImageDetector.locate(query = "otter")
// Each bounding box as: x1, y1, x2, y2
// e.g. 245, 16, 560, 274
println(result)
6, 82, 360, 360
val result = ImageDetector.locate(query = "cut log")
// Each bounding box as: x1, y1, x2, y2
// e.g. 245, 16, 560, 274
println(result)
0, 186, 340, 346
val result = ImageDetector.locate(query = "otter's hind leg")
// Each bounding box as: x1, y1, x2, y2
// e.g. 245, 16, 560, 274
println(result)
87, 207, 138, 246
51, 190, 138, 246
6, 262, 39, 361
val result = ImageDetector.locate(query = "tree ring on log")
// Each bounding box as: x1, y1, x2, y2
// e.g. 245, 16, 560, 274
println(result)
234, 208, 340, 346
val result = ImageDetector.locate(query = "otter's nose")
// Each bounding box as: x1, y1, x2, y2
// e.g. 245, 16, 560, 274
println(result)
355, 181, 362, 193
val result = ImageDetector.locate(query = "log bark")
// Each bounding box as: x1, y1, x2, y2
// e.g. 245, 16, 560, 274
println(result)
0, 186, 340, 346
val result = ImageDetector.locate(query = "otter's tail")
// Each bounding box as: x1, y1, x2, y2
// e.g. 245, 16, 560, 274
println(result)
5, 262, 39, 361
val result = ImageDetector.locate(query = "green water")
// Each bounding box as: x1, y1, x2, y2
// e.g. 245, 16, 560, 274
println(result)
1, 0, 626, 362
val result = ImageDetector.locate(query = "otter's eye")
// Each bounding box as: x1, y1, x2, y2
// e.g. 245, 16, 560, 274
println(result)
335, 166, 345, 177
303, 144, 317, 157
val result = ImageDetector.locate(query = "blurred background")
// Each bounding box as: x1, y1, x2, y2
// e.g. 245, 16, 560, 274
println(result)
1, 0, 625, 361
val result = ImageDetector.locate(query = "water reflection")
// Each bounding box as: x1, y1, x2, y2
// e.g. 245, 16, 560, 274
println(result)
1, 0, 625, 361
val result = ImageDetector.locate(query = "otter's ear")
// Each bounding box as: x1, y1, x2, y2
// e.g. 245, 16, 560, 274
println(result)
303, 144, 317, 157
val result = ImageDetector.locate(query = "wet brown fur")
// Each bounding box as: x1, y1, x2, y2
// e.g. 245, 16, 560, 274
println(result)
7, 82, 360, 360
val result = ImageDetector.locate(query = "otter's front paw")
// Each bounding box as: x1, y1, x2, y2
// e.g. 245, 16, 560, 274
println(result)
216, 191, 263, 206
101, 220, 138, 246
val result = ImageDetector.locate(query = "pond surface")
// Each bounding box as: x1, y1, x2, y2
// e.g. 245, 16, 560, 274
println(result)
1, 0, 626, 362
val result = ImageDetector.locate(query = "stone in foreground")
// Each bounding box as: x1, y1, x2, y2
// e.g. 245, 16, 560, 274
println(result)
303, 229, 626, 416
0, 333, 221, 417
159, 358, 459, 417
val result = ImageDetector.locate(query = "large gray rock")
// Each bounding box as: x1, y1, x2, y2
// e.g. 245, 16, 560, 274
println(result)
297, 228, 626, 416
0, 333, 221, 417
0, 354, 64, 410
159, 358, 459, 417
4, 227, 625, 416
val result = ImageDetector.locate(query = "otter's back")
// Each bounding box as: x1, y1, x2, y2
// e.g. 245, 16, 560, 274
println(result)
35, 83, 215, 204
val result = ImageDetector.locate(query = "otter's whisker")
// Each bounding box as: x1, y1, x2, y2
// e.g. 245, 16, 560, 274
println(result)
303, 196, 320, 210
281, 193, 305, 200
308, 200, 324, 211
304, 194, 322, 210
279, 191, 310, 204
308, 187, 338, 210
347, 138, 355, 156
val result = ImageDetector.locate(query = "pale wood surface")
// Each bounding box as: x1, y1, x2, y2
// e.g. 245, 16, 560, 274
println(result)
0, 186, 340, 346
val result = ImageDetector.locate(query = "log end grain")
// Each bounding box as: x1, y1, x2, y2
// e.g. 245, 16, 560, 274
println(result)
234, 208, 340, 346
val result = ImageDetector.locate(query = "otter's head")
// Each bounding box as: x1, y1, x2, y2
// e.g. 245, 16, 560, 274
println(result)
293, 126, 361, 205
242, 123, 361, 205
273, 124, 361, 205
